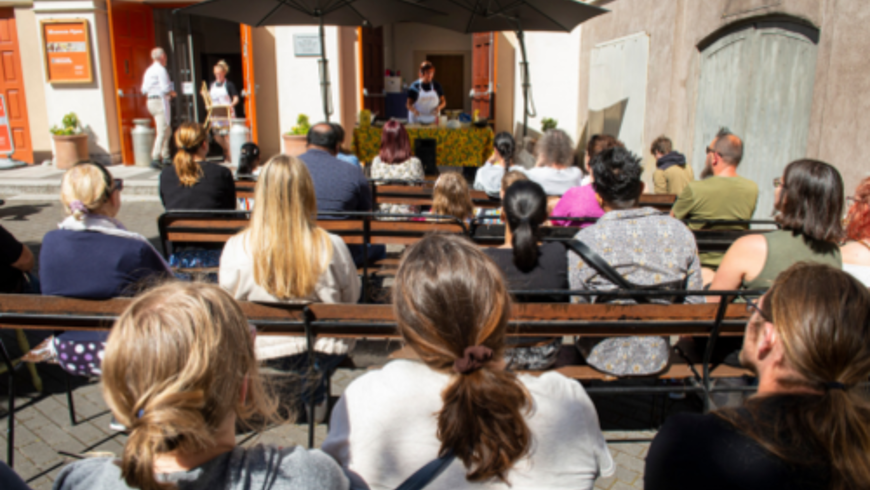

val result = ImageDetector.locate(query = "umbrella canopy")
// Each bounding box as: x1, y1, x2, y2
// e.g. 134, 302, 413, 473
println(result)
180, 0, 446, 121
182, 0, 446, 28
406, 0, 607, 34
400, 0, 608, 135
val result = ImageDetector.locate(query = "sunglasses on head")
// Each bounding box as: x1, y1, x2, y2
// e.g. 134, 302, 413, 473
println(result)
745, 296, 771, 323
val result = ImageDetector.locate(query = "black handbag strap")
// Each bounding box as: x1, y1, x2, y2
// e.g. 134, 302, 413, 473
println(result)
394, 450, 456, 490
565, 239, 689, 304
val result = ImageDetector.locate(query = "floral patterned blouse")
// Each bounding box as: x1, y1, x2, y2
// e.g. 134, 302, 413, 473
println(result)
568, 207, 704, 376
370, 156, 425, 216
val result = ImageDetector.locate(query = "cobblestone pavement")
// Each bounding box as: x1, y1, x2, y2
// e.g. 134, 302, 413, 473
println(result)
0, 198, 686, 490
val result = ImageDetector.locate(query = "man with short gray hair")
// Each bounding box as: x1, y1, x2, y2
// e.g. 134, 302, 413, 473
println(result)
141, 47, 176, 169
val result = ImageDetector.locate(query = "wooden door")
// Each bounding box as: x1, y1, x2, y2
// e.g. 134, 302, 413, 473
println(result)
693, 21, 819, 216
0, 9, 32, 163
361, 27, 385, 118
108, 0, 154, 165
241, 25, 257, 143
427, 55, 463, 111
472, 32, 494, 121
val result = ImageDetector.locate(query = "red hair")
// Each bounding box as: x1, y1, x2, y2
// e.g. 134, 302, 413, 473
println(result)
379, 120, 412, 164
846, 177, 870, 242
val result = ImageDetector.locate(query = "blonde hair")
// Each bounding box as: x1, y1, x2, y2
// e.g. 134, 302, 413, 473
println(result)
500, 170, 528, 193
101, 282, 279, 490
245, 155, 333, 299
60, 163, 113, 220
432, 172, 474, 221
215, 60, 230, 74
173, 122, 207, 187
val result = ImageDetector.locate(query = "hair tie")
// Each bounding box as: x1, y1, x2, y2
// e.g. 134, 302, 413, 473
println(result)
453, 345, 493, 375
182, 145, 198, 153
69, 200, 89, 215
137, 409, 145, 419
824, 381, 847, 391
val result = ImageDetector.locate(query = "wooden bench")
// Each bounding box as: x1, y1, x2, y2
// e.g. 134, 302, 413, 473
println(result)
373, 184, 500, 209
471, 221, 774, 252
0, 292, 756, 458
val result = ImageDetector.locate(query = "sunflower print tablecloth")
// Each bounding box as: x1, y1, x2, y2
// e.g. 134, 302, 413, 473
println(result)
352, 125, 493, 167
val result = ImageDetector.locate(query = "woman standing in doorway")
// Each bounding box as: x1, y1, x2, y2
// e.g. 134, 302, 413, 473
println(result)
406, 61, 447, 125
210, 60, 240, 162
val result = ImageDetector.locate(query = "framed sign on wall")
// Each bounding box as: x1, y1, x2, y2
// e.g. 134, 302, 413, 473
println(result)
41, 19, 93, 84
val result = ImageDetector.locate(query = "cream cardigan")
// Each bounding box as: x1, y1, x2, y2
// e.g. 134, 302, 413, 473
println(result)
219, 230, 360, 358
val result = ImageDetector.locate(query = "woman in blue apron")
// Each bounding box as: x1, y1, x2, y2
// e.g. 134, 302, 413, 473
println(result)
406, 61, 446, 125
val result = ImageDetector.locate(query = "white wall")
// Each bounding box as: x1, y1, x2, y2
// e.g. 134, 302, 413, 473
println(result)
33, 0, 120, 165
275, 25, 343, 150
512, 27, 583, 142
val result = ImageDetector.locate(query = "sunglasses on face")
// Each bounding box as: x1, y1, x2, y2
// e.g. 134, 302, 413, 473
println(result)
745, 297, 771, 323
113, 179, 124, 192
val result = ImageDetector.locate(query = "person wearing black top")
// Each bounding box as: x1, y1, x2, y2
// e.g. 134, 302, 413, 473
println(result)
645, 263, 870, 490
160, 122, 236, 211
209, 60, 241, 162
484, 180, 567, 369
0, 224, 34, 293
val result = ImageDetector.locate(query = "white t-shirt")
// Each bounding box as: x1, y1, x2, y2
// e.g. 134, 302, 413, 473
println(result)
521, 166, 583, 196
473, 162, 506, 197
844, 262, 870, 287
322, 359, 614, 490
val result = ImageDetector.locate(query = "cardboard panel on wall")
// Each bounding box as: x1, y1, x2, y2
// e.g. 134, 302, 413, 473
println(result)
41, 19, 93, 84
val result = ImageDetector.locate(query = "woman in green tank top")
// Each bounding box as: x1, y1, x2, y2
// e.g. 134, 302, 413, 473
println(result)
709, 159, 844, 298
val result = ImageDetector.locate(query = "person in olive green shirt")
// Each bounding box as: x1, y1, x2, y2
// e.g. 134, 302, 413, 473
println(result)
671, 129, 758, 278
651, 136, 694, 196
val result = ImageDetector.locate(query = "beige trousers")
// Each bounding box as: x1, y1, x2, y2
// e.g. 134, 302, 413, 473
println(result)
147, 98, 171, 161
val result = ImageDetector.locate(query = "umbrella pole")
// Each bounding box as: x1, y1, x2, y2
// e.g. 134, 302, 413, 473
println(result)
318, 17, 332, 122
516, 28, 534, 137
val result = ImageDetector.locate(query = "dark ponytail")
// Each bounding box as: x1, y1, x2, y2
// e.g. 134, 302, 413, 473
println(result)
503, 180, 548, 272
493, 132, 515, 165
394, 234, 531, 483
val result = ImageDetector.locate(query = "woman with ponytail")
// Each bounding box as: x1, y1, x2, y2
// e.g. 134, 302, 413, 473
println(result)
54, 282, 348, 490
484, 179, 566, 369
323, 234, 613, 489
646, 262, 870, 490
159, 122, 236, 211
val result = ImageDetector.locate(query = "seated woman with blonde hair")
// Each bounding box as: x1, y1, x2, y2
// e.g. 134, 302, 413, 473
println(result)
324, 234, 613, 489
53, 282, 348, 490
160, 122, 236, 211
38, 162, 170, 377
427, 171, 474, 222
220, 154, 359, 412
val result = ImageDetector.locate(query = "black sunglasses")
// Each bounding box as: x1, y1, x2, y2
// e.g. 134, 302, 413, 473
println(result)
113, 178, 124, 193
745, 297, 771, 322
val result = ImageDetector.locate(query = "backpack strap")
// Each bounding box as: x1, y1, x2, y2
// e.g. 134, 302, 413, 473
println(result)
394, 450, 456, 490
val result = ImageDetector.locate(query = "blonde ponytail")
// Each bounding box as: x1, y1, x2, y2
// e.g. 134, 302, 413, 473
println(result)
173, 122, 207, 187
102, 282, 281, 490
60, 163, 113, 220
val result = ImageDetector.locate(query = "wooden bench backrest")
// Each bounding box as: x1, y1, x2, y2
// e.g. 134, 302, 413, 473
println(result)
0, 295, 749, 338
235, 181, 256, 200
158, 212, 467, 252
374, 184, 499, 209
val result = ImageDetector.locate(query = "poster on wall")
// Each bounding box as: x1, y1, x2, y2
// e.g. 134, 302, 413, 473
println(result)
41, 19, 93, 84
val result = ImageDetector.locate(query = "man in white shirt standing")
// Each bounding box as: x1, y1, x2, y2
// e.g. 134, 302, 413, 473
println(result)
141, 47, 176, 169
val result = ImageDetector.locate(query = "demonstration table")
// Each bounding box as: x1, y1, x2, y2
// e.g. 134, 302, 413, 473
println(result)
352, 125, 494, 167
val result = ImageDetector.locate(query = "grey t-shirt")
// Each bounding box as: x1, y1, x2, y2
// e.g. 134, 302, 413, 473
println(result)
53, 445, 349, 490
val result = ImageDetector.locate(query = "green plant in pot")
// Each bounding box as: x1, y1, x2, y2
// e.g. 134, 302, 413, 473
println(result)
282, 114, 311, 157
51, 112, 89, 169
541, 118, 558, 132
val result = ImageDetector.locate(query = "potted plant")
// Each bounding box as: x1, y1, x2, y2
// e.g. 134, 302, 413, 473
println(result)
282, 114, 311, 156
541, 118, 558, 133
51, 113, 89, 169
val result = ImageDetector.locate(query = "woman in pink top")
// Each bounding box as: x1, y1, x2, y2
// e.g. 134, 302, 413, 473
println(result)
551, 134, 624, 228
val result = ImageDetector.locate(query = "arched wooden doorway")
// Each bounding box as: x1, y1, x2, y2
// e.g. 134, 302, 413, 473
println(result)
692, 19, 820, 217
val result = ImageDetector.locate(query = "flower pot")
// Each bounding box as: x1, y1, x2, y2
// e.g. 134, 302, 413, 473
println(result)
282, 134, 307, 157
52, 133, 89, 169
